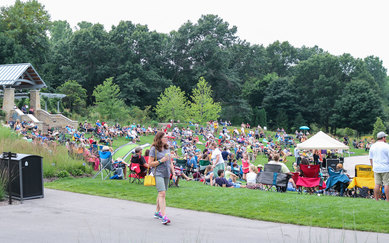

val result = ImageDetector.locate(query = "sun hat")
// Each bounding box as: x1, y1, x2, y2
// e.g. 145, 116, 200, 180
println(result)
377, 131, 388, 139
102, 146, 110, 151
135, 147, 142, 153
257, 164, 263, 168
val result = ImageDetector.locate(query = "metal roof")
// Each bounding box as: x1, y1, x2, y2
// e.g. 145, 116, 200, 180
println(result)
0, 63, 46, 89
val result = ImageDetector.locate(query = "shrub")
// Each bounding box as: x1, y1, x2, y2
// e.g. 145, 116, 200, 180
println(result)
43, 167, 57, 178
69, 168, 83, 177
57, 170, 70, 178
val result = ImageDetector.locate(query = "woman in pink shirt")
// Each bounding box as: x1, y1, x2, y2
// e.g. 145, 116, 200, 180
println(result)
242, 152, 250, 181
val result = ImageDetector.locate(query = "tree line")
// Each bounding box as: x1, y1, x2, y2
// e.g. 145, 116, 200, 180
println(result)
1, 0, 388, 134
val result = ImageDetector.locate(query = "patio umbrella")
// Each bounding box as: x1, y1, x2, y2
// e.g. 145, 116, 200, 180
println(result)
299, 126, 310, 130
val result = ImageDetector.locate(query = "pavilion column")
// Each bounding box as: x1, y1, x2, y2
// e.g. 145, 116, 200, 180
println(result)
29, 89, 41, 111
2, 87, 15, 118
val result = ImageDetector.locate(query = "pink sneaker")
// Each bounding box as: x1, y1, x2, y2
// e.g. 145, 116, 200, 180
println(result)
161, 216, 171, 225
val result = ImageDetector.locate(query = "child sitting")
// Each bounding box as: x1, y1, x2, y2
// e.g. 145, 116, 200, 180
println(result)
215, 170, 246, 188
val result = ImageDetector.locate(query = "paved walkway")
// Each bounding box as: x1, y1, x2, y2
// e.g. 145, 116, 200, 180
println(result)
344, 155, 370, 178
0, 189, 388, 243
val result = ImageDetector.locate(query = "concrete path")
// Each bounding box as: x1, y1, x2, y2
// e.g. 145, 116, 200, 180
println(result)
0, 189, 388, 243
344, 155, 370, 178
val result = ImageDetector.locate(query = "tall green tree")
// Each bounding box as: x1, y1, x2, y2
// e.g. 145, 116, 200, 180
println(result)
56, 80, 87, 113
189, 77, 221, 124
242, 73, 278, 108
42, 20, 74, 89
109, 21, 172, 108
275, 109, 289, 131
169, 14, 239, 102
92, 77, 128, 122
265, 41, 297, 77
292, 112, 306, 131
364, 56, 388, 97
65, 23, 113, 103
293, 53, 344, 131
258, 108, 267, 127
155, 85, 188, 122
262, 77, 297, 129
331, 79, 382, 133
0, 0, 51, 66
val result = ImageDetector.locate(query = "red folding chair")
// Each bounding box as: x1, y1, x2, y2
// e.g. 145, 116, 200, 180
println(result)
129, 163, 146, 184
296, 164, 326, 193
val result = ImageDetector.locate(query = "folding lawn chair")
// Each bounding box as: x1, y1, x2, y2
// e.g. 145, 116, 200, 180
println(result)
257, 164, 290, 192
347, 164, 375, 198
199, 159, 210, 174
325, 167, 350, 196
92, 150, 115, 180
129, 162, 146, 184
296, 164, 326, 193
175, 159, 188, 175
291, 172, 302, 193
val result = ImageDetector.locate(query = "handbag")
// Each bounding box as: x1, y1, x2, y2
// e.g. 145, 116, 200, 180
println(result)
144, 149, 157, 186
144, 169, 156, 186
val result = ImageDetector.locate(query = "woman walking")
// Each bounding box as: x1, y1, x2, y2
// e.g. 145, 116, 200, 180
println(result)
149, 131, 176, 225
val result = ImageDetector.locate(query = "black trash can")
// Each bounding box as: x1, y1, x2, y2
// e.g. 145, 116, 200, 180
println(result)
0, 153, 44, 201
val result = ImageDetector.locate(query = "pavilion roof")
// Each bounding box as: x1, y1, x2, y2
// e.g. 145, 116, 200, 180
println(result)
0, 63, 46, 89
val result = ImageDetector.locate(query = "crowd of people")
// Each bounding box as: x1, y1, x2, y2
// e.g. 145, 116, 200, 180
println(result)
4, 116, 384, 197
4, 116, 387, 228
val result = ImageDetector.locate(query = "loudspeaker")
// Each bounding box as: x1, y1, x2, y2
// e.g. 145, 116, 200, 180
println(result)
1, 154, 44, 200
326, 159, 341, 171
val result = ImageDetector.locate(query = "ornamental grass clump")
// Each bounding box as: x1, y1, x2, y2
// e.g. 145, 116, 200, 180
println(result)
0, 173, 5, 201
0, 126, 92, 178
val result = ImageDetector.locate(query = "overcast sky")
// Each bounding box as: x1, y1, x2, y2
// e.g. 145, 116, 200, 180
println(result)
3, 0, 389, 72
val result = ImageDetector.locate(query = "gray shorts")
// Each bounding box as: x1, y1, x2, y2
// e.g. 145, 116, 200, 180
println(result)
155, 176, 169, 192
374, 172, 389, 186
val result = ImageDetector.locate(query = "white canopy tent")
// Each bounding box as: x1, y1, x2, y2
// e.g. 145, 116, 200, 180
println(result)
297, 131, 349, 150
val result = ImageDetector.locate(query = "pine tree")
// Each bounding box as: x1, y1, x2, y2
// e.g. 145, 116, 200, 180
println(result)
372, 117, 386, 138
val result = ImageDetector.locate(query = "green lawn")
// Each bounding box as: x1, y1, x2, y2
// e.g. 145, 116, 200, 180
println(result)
45, 177, 389, 233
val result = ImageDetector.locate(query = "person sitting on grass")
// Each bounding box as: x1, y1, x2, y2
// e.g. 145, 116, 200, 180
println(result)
287, 178, 297, 191
203, 165, 214, 186
246, 164, 261, 189
215, 170, 246, 188
225, 166, 239, 183
186, 153, 198, 174
114, 157, 129, 179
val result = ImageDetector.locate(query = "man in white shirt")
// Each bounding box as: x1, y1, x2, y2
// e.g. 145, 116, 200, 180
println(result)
369, 131, 389, 201
210, 142, 225, 178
